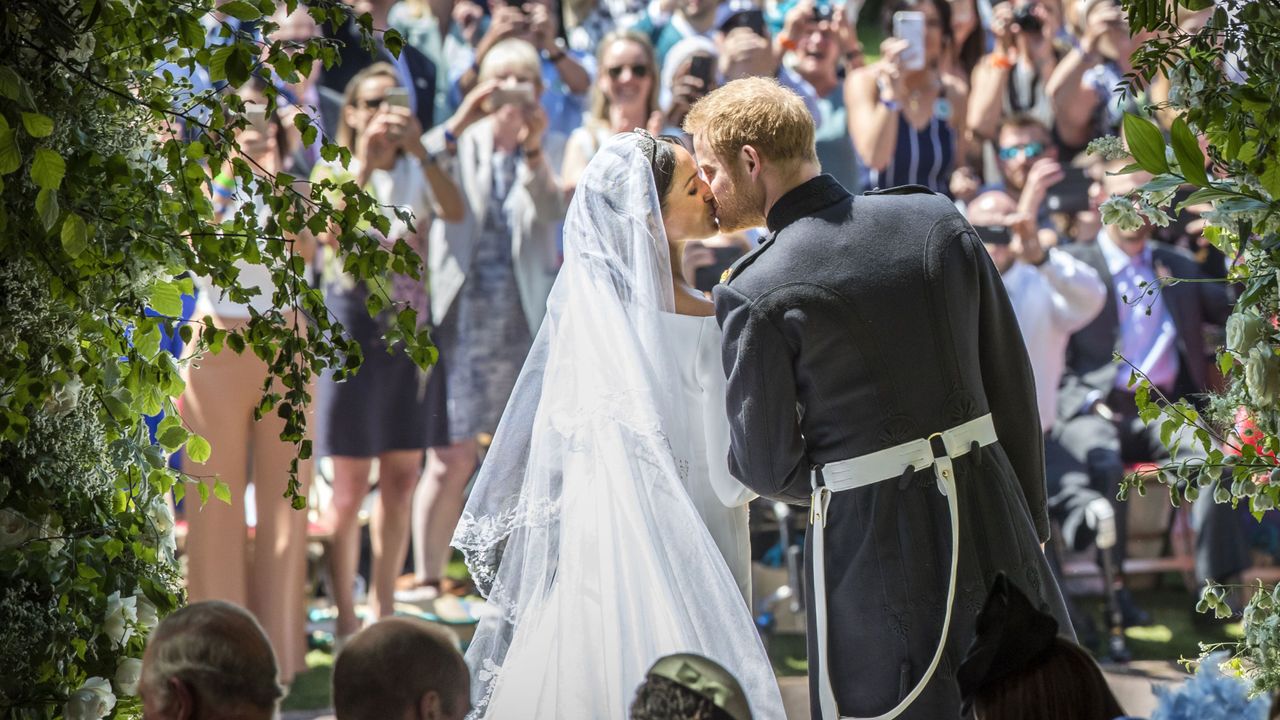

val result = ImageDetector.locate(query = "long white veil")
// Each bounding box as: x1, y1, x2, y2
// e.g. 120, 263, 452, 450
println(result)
451, 133, 785, 719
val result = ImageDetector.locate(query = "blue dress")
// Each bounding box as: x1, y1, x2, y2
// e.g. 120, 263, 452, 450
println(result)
860, 98, 956, 195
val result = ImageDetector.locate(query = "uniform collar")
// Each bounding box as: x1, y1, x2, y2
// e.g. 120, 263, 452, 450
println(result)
765, 174, 851, 234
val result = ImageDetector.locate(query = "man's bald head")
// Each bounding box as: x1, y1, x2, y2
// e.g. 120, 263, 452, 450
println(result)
140, 601, 282, 720
968, 191, 1020, 274
333, 617, 470, 720
967, 190, 1018, 227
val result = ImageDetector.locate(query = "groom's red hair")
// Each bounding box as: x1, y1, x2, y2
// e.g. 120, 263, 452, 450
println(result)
683, 77, 817, 169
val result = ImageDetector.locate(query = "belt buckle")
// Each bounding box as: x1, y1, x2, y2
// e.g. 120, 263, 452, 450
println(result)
927, 431, 948, 459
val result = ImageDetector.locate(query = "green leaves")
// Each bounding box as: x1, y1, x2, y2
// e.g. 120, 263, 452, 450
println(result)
60, 212, 89, 258
219, 1, 262, 21
0, 126, 20, 175
31, 148, 65, 190
21, 113, 53, 138
35, 188, 60, 230
1122, 112, 1169, 176
148, 280, 185, 318
1170, 117, 1210, 188
186, 434, 211, 464
0, 65, 36, 109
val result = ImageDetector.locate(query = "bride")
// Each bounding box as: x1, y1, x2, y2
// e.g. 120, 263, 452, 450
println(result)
451, 131, 786, 719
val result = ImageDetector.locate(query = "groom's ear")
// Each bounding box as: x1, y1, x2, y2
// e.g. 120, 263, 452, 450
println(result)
741, 144, 761, 181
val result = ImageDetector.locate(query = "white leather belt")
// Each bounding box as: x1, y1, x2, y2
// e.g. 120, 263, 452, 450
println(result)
810, 413, 997, 720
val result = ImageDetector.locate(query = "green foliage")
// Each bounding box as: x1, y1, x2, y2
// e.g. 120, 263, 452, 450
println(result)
1097, 0, 1280, 699
0, 0, 431, 715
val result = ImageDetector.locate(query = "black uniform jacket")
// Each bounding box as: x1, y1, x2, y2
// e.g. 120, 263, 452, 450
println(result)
714, 174, 1072, 719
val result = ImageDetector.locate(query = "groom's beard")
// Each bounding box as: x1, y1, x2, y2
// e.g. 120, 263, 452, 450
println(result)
713, 171, 767, 233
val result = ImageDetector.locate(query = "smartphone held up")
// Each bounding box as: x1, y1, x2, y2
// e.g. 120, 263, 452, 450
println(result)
893, 10, 927, 71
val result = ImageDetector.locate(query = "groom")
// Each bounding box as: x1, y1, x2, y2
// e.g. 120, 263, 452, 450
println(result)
685, 78, 1073, 719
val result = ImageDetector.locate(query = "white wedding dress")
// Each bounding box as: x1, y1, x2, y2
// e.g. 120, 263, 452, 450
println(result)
452, 134, 784, 720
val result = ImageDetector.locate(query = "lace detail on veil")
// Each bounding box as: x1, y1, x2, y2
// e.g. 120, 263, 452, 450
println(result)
453, 497, 561, 593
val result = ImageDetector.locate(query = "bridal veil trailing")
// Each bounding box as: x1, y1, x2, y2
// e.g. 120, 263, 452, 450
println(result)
451, 133, 785, 719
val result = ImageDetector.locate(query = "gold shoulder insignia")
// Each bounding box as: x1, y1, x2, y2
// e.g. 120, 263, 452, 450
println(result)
720, 268, 732, 284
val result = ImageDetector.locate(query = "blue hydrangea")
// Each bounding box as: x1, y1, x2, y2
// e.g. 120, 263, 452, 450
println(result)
1150, 652, 1270, 720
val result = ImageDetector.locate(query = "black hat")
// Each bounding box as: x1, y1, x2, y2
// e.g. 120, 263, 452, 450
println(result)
956, 573, 1060, 714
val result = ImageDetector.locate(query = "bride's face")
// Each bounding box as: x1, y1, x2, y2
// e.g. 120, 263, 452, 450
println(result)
661, 143, 720, 242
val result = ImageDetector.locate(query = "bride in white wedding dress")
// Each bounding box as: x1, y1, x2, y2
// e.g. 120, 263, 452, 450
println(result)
450, 131, 785, 720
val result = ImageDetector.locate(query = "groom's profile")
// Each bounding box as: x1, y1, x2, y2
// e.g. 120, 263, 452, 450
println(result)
686, 78, 1074, 719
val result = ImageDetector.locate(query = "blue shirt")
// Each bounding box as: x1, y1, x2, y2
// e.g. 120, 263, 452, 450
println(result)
1097, 230, 1180, 392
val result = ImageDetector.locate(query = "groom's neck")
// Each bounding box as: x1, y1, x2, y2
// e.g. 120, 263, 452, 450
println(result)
762, 163, 821, 222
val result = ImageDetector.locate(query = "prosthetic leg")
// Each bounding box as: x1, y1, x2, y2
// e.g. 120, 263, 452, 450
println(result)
1086, 496, 1131, 662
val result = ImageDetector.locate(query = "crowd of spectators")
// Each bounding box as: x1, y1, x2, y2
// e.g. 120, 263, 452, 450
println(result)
170, 0, 1244, 692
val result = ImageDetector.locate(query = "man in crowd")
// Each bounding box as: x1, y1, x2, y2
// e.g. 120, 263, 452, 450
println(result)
320, 0, 440, 130
1056, 160, 1249, 621
993, 114, 1066, 227
332, 617, 470, 720
966, 190, 1134, 643
139, 601, 283, 720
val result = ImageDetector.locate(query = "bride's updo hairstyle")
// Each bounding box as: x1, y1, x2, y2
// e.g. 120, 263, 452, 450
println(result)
633, 130, 684, 213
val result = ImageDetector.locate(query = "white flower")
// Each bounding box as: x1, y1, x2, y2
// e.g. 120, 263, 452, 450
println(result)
148, 495, 174, 535
1245, 345, 1280, 409
114, 658, 144, 697
64, 677, 116, 720
1228, 312, 1271, 354
104, 591, 138, 647
148, 495, 177, 560
1100, 195, 1147, 232
0, 508, 38, 549
133, 590, 159, 633
1087, 135, 1129, 161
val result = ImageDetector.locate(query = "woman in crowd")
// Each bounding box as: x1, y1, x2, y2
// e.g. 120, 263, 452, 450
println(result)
406, 38, 567, 597
311, 62, 464, 641
561, 31, 661, 196
947, 0, 987, 81
846, 0, 976, 196
184, 77, 315, 684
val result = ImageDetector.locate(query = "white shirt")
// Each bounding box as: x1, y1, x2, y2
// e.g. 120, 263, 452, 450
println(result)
1096, 230, 1180, 391
1001, 247, 1107, 431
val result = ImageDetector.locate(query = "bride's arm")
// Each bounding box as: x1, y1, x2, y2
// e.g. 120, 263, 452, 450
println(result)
701, 327, 758, 508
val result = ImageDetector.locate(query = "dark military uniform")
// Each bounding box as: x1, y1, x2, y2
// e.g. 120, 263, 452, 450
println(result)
713, 175, 1072, 719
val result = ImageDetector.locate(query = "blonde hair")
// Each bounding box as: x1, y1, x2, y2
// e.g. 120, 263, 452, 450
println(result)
336, 62, 401, 148
683, 77, 817, 169
479, 38, 543, 86
589, 31, 660, 126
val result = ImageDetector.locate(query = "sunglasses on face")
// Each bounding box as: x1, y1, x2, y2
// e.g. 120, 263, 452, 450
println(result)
357, 96, 386, 110
606, 64, 649, 80
998, 142, 1046, 161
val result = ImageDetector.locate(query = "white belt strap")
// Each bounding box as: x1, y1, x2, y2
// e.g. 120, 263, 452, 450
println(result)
810, 413, 997, 720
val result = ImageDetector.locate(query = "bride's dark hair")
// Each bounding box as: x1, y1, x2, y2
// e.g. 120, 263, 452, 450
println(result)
633, 130, 684, 213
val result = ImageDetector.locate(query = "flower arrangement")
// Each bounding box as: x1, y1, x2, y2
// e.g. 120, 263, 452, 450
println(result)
0, 0, 425, 716
1098, 0, 1280, 701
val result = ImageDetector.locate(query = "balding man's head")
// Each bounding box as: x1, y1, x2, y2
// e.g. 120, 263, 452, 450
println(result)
333, 617, 470, 720
968, 191, 1018, 228
139, 601, 282, 720
968, 191, 1019, 274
